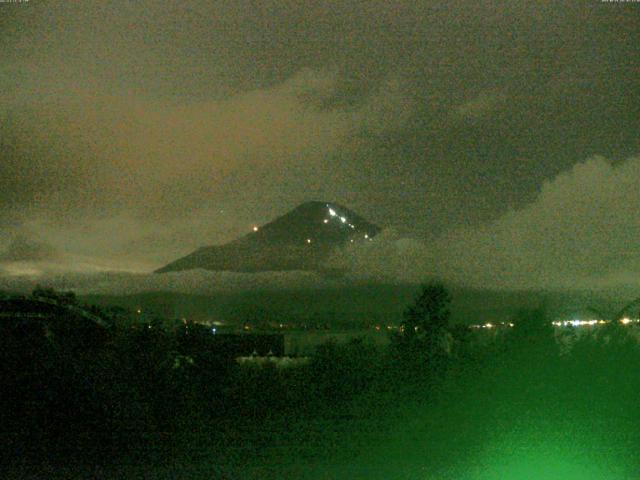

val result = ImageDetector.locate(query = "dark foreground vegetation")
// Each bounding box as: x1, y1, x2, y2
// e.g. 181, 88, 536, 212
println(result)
1, 285, 640, 479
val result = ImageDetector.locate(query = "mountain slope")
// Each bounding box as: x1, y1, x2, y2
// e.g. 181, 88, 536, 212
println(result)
155, 201, 381, 273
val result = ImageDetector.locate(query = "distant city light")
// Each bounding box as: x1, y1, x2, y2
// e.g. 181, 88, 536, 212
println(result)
306, 238, 312, 244
469, 321, 514, 329
340, 216, 346, 223
328, 208, 337, 217
323, 219, 329, 224
364, 234, 368, 239
253, 226, 259, 232
546, 318, 640, 328
211, 327, 217, 334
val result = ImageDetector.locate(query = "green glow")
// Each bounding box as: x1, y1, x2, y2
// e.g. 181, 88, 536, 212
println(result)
470, 451, 609, 480
450, 429, 623, 480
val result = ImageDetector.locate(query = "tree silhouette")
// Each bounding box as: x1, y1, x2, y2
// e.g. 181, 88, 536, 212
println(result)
401, 282, 451, 349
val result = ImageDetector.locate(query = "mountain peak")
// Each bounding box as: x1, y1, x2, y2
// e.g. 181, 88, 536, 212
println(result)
155, 201, 380, 273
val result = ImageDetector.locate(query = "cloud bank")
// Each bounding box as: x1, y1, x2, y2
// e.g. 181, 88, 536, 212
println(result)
1, 155, 639, 292
2, 154, 639, 294
1, 66, 413, 266
330, 155, 640, 290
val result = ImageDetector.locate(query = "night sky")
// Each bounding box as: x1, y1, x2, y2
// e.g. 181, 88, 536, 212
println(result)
1, 1, 639, 288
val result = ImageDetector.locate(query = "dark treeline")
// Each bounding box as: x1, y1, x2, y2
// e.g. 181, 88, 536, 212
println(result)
1, 285, 640, 478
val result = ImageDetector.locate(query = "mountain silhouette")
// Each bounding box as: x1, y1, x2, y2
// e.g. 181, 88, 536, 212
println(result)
155, 201, 380, 273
